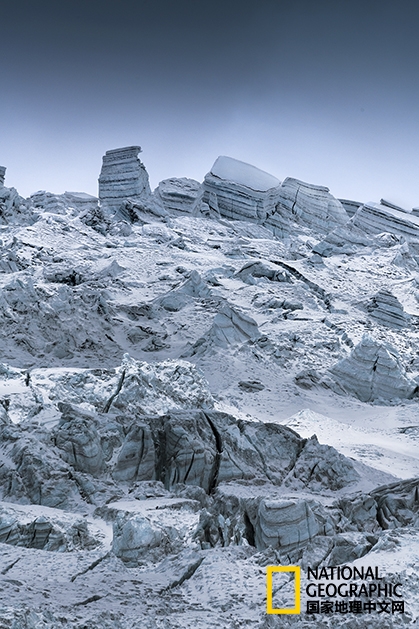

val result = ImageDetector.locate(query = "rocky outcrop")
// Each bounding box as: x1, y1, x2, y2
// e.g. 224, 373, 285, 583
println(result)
209, 485, 338, 554
366, 289, 410, 328
117, 197, 168, 224
372, 478, 419, 529
151, 412, 218, 491
186, 302, 261, 354
177, 270, 212, 298
266, 177, 348, 236
111, 356, 214, 415
201, 156, 282, 222
352, 201, 419, 240
98, 146, 156, 213
110, 499, 201, 565
29, 190, 99, 219
338, 494, 379, 532
0, 239, 27, 273
216, 415, 304, 486
31, 355, 214, 418
154, 177, 201, 214
119, 410, 359, 494
0, 166, 6, 186
329, 334, 418, 402
0, 398, 362, 503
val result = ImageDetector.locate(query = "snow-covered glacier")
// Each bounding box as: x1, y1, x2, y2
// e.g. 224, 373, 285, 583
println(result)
0, 150, 419, 628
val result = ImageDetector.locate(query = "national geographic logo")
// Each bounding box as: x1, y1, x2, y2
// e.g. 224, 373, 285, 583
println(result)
266, 566, 301, 614
266, 565, 405, 617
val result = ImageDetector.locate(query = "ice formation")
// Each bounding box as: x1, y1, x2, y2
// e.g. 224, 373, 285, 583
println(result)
267, 177, 349, 236
98, 146, 156, 215
0, 148, 419, 628
366, 288, 410, 328
154, 177, 201, 214
201, 155, 282, 222
353, 200, 419, 239
329, 334, 418, 402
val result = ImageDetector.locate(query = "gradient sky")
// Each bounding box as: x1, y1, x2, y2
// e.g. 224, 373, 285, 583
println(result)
2, 0, 419, 208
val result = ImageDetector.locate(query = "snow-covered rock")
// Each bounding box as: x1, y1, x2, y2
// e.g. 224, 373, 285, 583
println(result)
177, 270, 212, 297
371, 477, 419, 529
112, 422, 156, 482
381, 198, 409, 213
27, 190, 98, 221
0, 421, 84, 508
0, 167, 30, 224
0, 503, 101, 551
235, 260, 290, 283
53, 406, 105, 476
158, 271, 212, 311
3, 146, 419, 628
339, 477, 419, 532
111, 498, 200, 565
327, 531, 377, 565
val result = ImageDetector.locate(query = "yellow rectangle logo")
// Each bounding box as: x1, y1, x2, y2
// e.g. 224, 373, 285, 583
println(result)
266, 566, 301, 614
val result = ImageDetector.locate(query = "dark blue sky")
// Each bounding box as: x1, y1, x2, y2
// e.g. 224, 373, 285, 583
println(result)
2, 0, 419, 208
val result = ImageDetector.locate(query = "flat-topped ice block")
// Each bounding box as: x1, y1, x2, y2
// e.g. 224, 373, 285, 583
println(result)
98, 146, 153, 210
353, 201, 419, 240
210, 156, 281, 191
202, 156, 282, 222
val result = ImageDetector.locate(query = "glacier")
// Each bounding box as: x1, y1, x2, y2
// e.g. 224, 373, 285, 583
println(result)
0, 148, 418, 628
